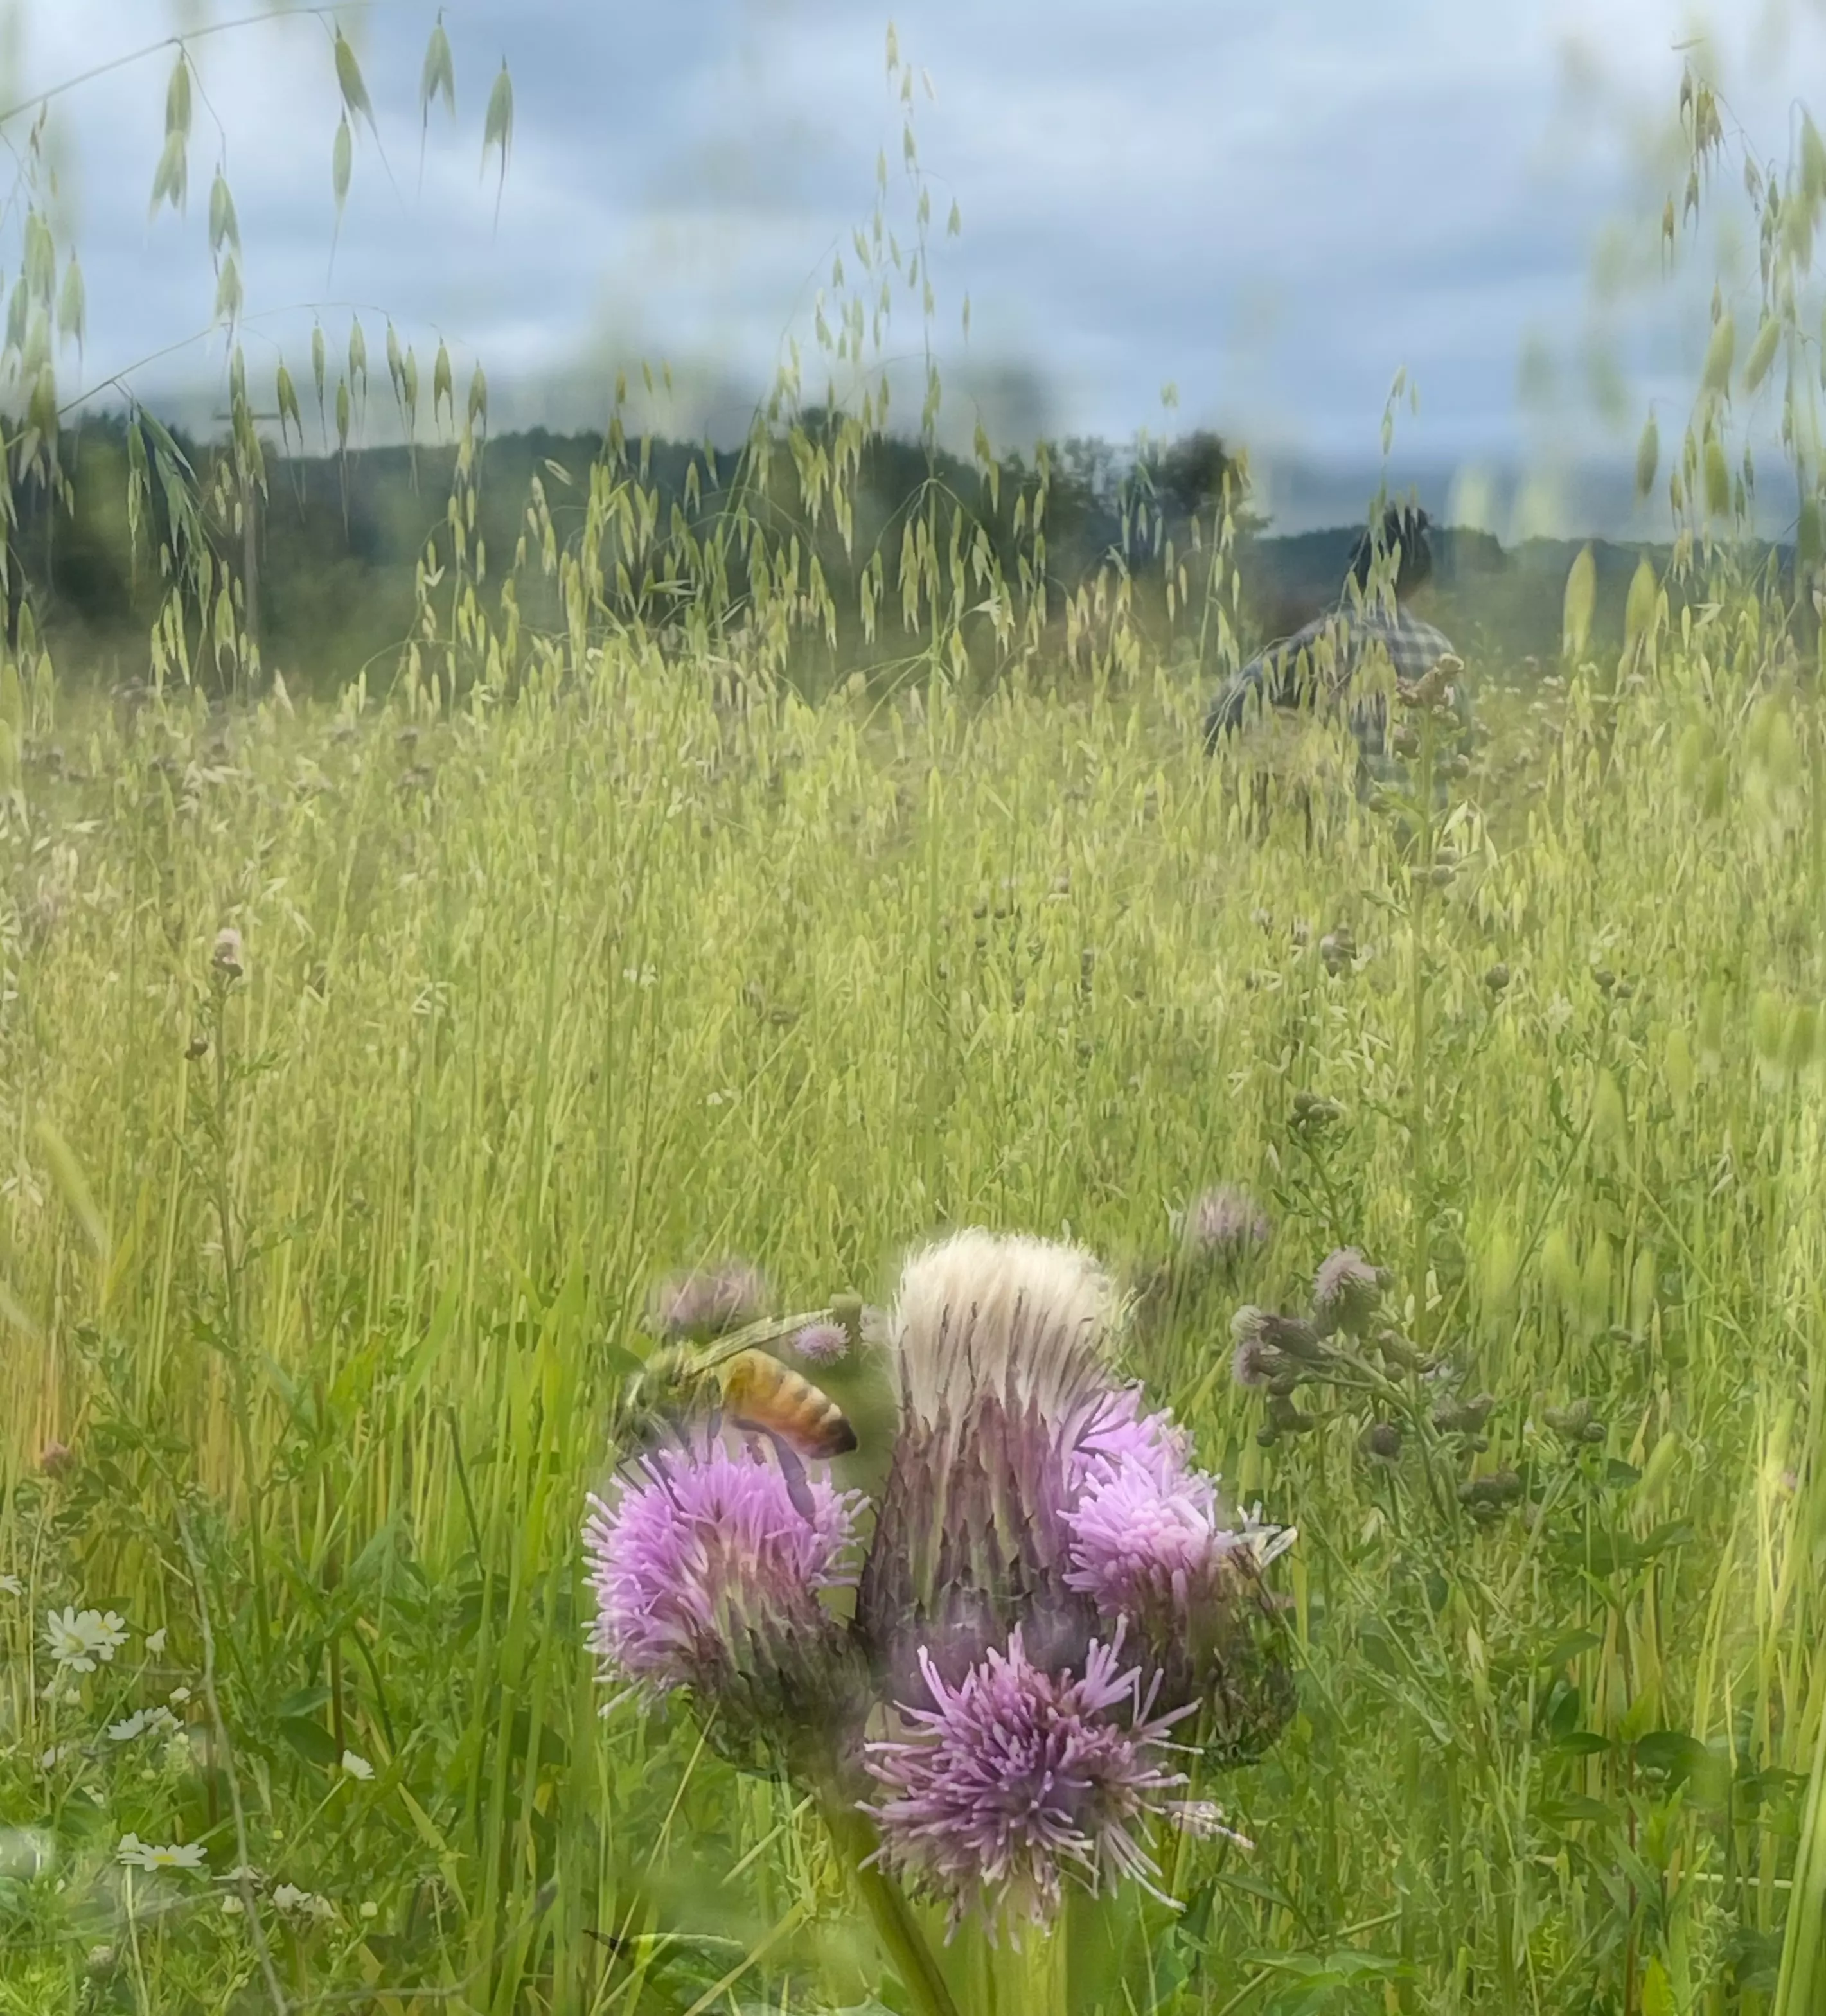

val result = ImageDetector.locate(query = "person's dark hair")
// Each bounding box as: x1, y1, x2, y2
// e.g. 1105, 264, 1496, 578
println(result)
1349, 504, 1433, 597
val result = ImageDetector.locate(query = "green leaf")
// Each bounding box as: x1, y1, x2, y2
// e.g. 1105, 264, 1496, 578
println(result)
1744, 314, 1781, 394
33, 1120, 108, 1262
276, 1715, 341, 1768
1634, 1729, 1713, 1785
1701, 312, 1735, 396
1704, 437, 1731, 518
1625, 554, 1657, 649
421, 18, 456, 123
1804, 113, 1826, 206
332, 114, 353, 217
333, 29, 375, 130
165, 54, 191, 139
274, 362, 302, 453
482, 59, 513, 218
1635, 411, 1659, 500
149, 130, 188, 218
212, 255, 242, 331
56, 256, 84, 353
1562, 542, 1596, 660
1539, 1795, 1618, 1827
208, 172, 239, 258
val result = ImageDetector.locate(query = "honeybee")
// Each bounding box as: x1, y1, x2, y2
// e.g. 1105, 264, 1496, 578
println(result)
717, 1346, 858, 1460
613, 1305, 860, 1468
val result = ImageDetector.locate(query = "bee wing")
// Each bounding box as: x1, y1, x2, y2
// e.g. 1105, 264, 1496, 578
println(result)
685, 1307, 841, 1377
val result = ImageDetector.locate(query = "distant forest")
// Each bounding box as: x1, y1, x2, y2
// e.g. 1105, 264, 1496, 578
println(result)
4, 411, 1728, 694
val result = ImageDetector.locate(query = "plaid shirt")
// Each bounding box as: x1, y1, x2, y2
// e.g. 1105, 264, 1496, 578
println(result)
1203, 601, 1464, 766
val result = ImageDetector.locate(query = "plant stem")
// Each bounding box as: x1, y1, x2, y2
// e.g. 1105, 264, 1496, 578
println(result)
817, 1796, 962, 2016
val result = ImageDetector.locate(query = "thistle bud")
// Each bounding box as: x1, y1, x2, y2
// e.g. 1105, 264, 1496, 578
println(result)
1319, 928, 1356, 977
1180, 1185, 1272, 1266
211, 927, 245, 982
1374, 1328, 1422, 1371
1311, 1248, 1383, 1339
1236, 1306, 1325, 1363
1543, 1398, 1606, 1445
1267, 1394, 1318, 1435
1432, 1394, 1498, 1437
1359, 1421, 1403, 1463
1484, 963, 1511, 995
1457, 1469, 1523, 1512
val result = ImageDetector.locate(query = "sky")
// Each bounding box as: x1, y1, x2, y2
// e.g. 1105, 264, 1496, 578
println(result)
1, 0, 1820, 537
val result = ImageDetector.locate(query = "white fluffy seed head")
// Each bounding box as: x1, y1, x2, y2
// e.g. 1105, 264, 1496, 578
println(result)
887, 1228, 1119, 1429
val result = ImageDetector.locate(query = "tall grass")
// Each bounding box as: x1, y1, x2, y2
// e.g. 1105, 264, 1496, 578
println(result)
3, 14, 1826, 2016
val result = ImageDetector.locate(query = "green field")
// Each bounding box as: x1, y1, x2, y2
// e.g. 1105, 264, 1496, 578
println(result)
3, 571, 1825, 2013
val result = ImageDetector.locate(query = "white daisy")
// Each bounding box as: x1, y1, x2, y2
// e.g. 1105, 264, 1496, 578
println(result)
44, 1607, 130, 1673
107, 1711, 151, 1743
340, 1751, 374, 1781
144, 1628, 168, 1655
0, 1573, 22, 1597
117, 1835, 206, 1871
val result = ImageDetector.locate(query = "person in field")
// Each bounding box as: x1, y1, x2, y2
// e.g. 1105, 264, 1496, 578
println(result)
1203, 502, 1469, 795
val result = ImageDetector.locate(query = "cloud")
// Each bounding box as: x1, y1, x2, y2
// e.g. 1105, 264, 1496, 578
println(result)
3, 0, 1820, 536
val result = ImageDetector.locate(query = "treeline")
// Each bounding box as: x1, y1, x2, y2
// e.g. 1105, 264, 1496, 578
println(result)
13, 408, 1718, 693
15, 412, 1265, 693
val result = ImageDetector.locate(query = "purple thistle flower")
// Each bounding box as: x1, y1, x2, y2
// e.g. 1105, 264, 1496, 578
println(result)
1311, 1248, 1383, 1339
583, 1435, 862, 1721
1063, 1390, 1288, 1623
793, 1320, 850, 1366
1056, 1388, 1298, 1764
1067, 1384, 1194, 1495
651, 1259, 770, 1341
1178, 1185, 1272, 1264
864, 1625, 1194, 1940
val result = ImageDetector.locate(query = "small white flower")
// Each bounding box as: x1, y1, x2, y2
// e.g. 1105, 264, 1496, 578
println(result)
220, 1863, 267, 1891
359, 1900, 378, 1921
107, 1711, 151, 1743
0, 1573, 22, 1597
44, 1607, 130, 1673
144, 1628, 168, 1655
221, 1895, 244, 1916
117, 1835, 206, 1873
38, 1746, 66, 1770
340, 1750, 374, 1781
168, 1686, 191, 1705
272, 1882, 335, 1921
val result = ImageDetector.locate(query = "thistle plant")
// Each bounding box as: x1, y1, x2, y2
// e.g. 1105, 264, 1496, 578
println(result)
583, 1230, 1296, 2004
1230, 1246, 1514, 1532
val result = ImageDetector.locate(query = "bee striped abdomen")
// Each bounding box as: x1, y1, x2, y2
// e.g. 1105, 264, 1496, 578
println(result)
720, 1349, 858, 1459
